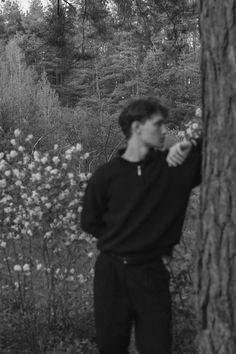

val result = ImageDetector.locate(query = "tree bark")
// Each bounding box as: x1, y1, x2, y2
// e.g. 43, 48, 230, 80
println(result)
197, 1, 236, 353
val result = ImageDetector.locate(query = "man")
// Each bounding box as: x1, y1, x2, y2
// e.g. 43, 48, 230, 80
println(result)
81, 97, 201, 354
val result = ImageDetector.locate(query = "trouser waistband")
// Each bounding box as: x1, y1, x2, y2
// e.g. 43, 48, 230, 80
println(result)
101, 251, 165, 266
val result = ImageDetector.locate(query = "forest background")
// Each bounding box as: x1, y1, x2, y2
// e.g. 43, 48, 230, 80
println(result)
0, 0, 201, 353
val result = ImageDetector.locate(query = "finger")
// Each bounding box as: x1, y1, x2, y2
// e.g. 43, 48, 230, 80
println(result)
172, 147, 187, 159
166, 158, 179, 167
169, 146, 186, 159
167, 156, 184, 166
167, 154, 185, 165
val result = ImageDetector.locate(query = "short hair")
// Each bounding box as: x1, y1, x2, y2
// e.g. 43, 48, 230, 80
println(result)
118, 96, 169, 138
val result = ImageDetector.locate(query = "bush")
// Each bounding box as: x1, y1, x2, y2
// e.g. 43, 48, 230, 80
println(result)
0, 129, 96, 353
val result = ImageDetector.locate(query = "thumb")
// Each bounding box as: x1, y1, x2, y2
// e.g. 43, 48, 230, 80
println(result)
180, 140, 192, 151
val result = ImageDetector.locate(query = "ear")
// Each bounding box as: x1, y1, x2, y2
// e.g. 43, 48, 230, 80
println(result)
131, 121, 142, 135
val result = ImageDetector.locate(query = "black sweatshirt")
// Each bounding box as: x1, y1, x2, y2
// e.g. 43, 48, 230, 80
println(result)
81, 143, 201, 257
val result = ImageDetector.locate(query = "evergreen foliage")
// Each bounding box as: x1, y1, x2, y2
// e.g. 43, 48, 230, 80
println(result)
0, 0, 201, 158
0, 1, 202, 352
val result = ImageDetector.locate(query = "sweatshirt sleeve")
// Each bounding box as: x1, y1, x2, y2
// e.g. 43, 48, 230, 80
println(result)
189, 138, 202, 187
190, 137, 202, 154
80, 168, 107, 238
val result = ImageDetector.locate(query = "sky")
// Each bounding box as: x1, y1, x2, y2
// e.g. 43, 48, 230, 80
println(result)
18, 0, 49, 12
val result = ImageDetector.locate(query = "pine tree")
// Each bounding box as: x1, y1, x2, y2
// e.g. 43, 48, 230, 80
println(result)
2, 0, 24, 39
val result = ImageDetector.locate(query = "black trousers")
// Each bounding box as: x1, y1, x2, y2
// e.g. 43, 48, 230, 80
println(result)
94, 252, 172, 354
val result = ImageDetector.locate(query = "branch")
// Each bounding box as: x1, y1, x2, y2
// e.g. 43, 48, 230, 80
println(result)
108, 138, 126, 161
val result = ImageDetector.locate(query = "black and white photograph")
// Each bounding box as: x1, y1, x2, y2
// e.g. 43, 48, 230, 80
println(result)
0, 0, 235, 353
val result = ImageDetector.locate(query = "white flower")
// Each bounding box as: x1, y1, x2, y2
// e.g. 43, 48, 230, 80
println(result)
81, 152, 90, 160
31, 173, 41, 182
41, 196, 48, 202
88, 252, 93, 258
44, 231, 52, 238
62, 163, 67, 169
191, 123, 199, 130
12, 169, 20, 178
14, 265, 22, 272
14, 129, 21, 137
0, 241, 7, 248
87, 172, 92, 179
70, 268, 75, 274
13, 217, 21, 224
78, 206, 83, 213
0, 162, 6, 171
4, 170, 11, 177
28, 163, 35, 170
18, 146, 25, 152
14, 281, 19, 288
186, 128, 192, 135
0, 179, 7, 188
79, 173, 87, 181
70, 234, 77, 241
15, 180, 22, 187
27, 230, 32, 236
4, 207, 12, 213
9, 150, 18, 158
0, 152, 4, 159
195, 108, 202, 117
50, 169, 59, 175
178, 131, 185, 138
65, 212, 72, 219
65, 148, 73, 160
10, 139, 16, 146
64, 189, 69, 195
65, 148, 72, 154
75, 143, 82, 152
68, 173, 74, 179
26, 134, 33, 142
23, 263, 30, 272
32, 191, 39, 198
36, 263, 43, 271
54, 144, 59, 150
45, 166, 52, 172
58, 193, 65, 200
23, 156, 30, 164
41, 156, 48, 164
77, 274, 86, 284
33, 151, 40, 162
52, 156, 60, 165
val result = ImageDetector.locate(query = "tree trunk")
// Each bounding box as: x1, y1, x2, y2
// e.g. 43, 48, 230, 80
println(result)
197, 1, 236, 353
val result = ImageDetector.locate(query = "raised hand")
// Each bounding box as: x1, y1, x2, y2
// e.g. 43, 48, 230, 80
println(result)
166, 140, 192, 167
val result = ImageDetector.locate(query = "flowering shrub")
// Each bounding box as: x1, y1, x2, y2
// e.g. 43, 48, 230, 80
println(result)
0, 128, 96, 352
178, 108, 202, 141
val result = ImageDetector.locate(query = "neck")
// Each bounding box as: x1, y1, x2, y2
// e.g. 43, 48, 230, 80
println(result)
122, 138, 150, 162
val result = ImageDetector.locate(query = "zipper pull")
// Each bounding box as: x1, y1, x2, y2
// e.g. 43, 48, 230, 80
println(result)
137, 165, 142, 176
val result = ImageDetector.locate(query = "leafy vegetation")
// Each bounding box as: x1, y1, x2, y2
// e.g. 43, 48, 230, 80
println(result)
0, 0, 201, 352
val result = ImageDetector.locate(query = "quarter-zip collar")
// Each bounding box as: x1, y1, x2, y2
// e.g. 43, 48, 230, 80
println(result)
118, 147, 162, 163
118, 147, 162, 177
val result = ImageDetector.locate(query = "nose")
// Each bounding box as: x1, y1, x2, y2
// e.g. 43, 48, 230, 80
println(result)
161, 124, 167, 135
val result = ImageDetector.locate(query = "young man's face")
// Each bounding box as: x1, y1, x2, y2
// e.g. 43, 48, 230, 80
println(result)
137, 113, 167, 149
